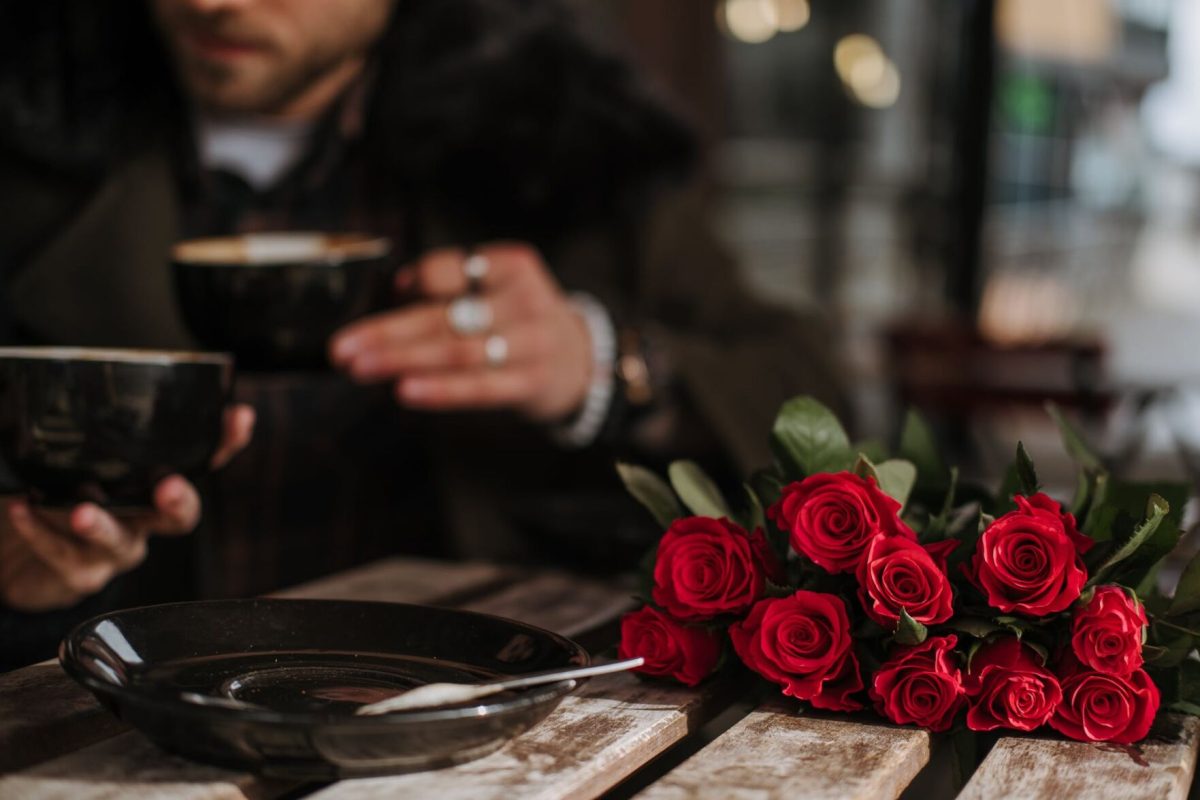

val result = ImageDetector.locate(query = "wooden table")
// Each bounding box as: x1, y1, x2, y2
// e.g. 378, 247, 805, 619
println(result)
1, 557, 1197, 800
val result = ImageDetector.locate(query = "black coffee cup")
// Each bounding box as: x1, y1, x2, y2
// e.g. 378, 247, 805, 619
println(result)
172, 232, 395, 370
0, 347, 232, 508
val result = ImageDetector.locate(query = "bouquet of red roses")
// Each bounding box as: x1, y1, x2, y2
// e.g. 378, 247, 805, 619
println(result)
616, 396, 1200, 745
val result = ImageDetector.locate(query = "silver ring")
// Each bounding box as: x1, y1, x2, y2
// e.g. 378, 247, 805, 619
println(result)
446, 296, 493, 336
484, 334, 509, 368
463, 253, 490, 294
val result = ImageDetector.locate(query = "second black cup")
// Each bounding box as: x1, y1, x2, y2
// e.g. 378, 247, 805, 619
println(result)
173, 232, 395, 370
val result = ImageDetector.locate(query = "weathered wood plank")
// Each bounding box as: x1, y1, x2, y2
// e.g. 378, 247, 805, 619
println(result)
0, 732, 293, 800
305, 672, 729, 800
0, 660, 128, 774
460, 571, 636, 637
634, 703, 930, 800
0, 558, 512, 776
271, 557, 512, 603
957, 715, 1200, 800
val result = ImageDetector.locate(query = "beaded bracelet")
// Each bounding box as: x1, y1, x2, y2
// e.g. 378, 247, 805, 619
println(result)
552, 292, 617, 448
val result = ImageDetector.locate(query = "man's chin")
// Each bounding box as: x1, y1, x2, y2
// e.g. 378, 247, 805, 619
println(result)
185, 76, 289, 116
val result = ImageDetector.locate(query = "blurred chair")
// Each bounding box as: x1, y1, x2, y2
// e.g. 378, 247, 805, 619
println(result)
885, 318, 1113, 466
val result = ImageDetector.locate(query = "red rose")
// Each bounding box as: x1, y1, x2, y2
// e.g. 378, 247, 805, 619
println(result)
1049, 653, 1159, 744
618, 605, 722, 687
856, 535, 955, 629
964, 637, 1062, 732
768, 472, 916, 574
730, 590, 863, 710
1071, 586, 1147, 676
869, 635, 966, 732
651, 517, 779, 621
963, 493, 1093, 616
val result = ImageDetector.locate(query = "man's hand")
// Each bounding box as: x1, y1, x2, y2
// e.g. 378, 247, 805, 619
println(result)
330, 243, 594, 422
0, 404, 255, 612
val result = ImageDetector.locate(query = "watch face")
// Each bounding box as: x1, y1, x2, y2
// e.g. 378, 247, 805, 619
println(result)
617, 330, 654, 406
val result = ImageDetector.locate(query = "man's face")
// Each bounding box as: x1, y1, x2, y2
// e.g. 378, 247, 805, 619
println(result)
150, 0, 393, 115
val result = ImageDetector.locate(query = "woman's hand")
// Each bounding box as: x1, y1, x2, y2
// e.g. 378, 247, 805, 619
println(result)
330, 243, 595, 423
0, 404, 255, 612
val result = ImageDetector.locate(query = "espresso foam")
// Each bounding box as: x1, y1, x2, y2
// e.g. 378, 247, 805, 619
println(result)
173, 233, 391, 266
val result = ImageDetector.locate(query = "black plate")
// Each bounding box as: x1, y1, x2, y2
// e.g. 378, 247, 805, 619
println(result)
59, 599, 589, 778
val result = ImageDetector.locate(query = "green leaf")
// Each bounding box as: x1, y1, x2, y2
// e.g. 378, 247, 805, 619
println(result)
1088, 494, 1170, 587
1155, 615, 1200, 637
965, 639, 985, 672
994, 464, 1021, 515
1082, 500, 1120, 544
1103, 481, 1189, 528
1144, 584, 1172, 616
1115, 521, 1180, 593
1070, 468, 1093, 518
1168, 550, 1200, 617
1144, 634, 1193, 667
922, 467, 960, 542
1085, 512, 1135, 574
874, 459, 918, 510
764, 580, 794, 599
668, 460, 731, 520
1101, 481, 1188, 588
616, 463, 684, 529
947, 510, 992, 570
853, 453, 876, 481
1046, 401, 1104, 473
854, 438, 889, 464
1142, 644, 1169, 662
1168, 700, 1200, 716
894, 608, 928, 646
770, 396, 853, 478
945, 617, 1002, 638
899, 408, 949, 490
749, 468, 786, 511
1181, 659, 1200, 704
1082, 474, 1113, 540
741, 483, 766, 532
994, 615, 1027, 639
1015, 442, 1040, 496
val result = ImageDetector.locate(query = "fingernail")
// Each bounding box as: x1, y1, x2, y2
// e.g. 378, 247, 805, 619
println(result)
162, 481, 186, 508
350, 354, 378, 379
74, 505, 96, 530
400, 379, 428, 401
331, 336, 360, 364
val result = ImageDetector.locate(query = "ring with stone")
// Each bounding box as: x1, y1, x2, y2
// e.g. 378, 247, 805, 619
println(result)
446, 296, 493, 336
463, 253, 490, 294
484, 334, 509, 368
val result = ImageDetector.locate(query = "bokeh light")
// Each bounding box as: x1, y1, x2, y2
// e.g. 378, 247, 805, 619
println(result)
774, 0, 811, 32
717, 0, 810, 44
834, 34, 902, 109
719, 0, 779, 44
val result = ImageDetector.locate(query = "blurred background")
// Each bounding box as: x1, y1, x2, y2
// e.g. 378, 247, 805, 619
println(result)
589, 0, 1200, 496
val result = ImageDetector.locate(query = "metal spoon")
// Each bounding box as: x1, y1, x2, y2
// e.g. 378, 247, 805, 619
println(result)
354, 656, 645, 715
180, 691, 267, 712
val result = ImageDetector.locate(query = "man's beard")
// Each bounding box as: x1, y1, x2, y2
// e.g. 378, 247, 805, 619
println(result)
178, 50, 351, 116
